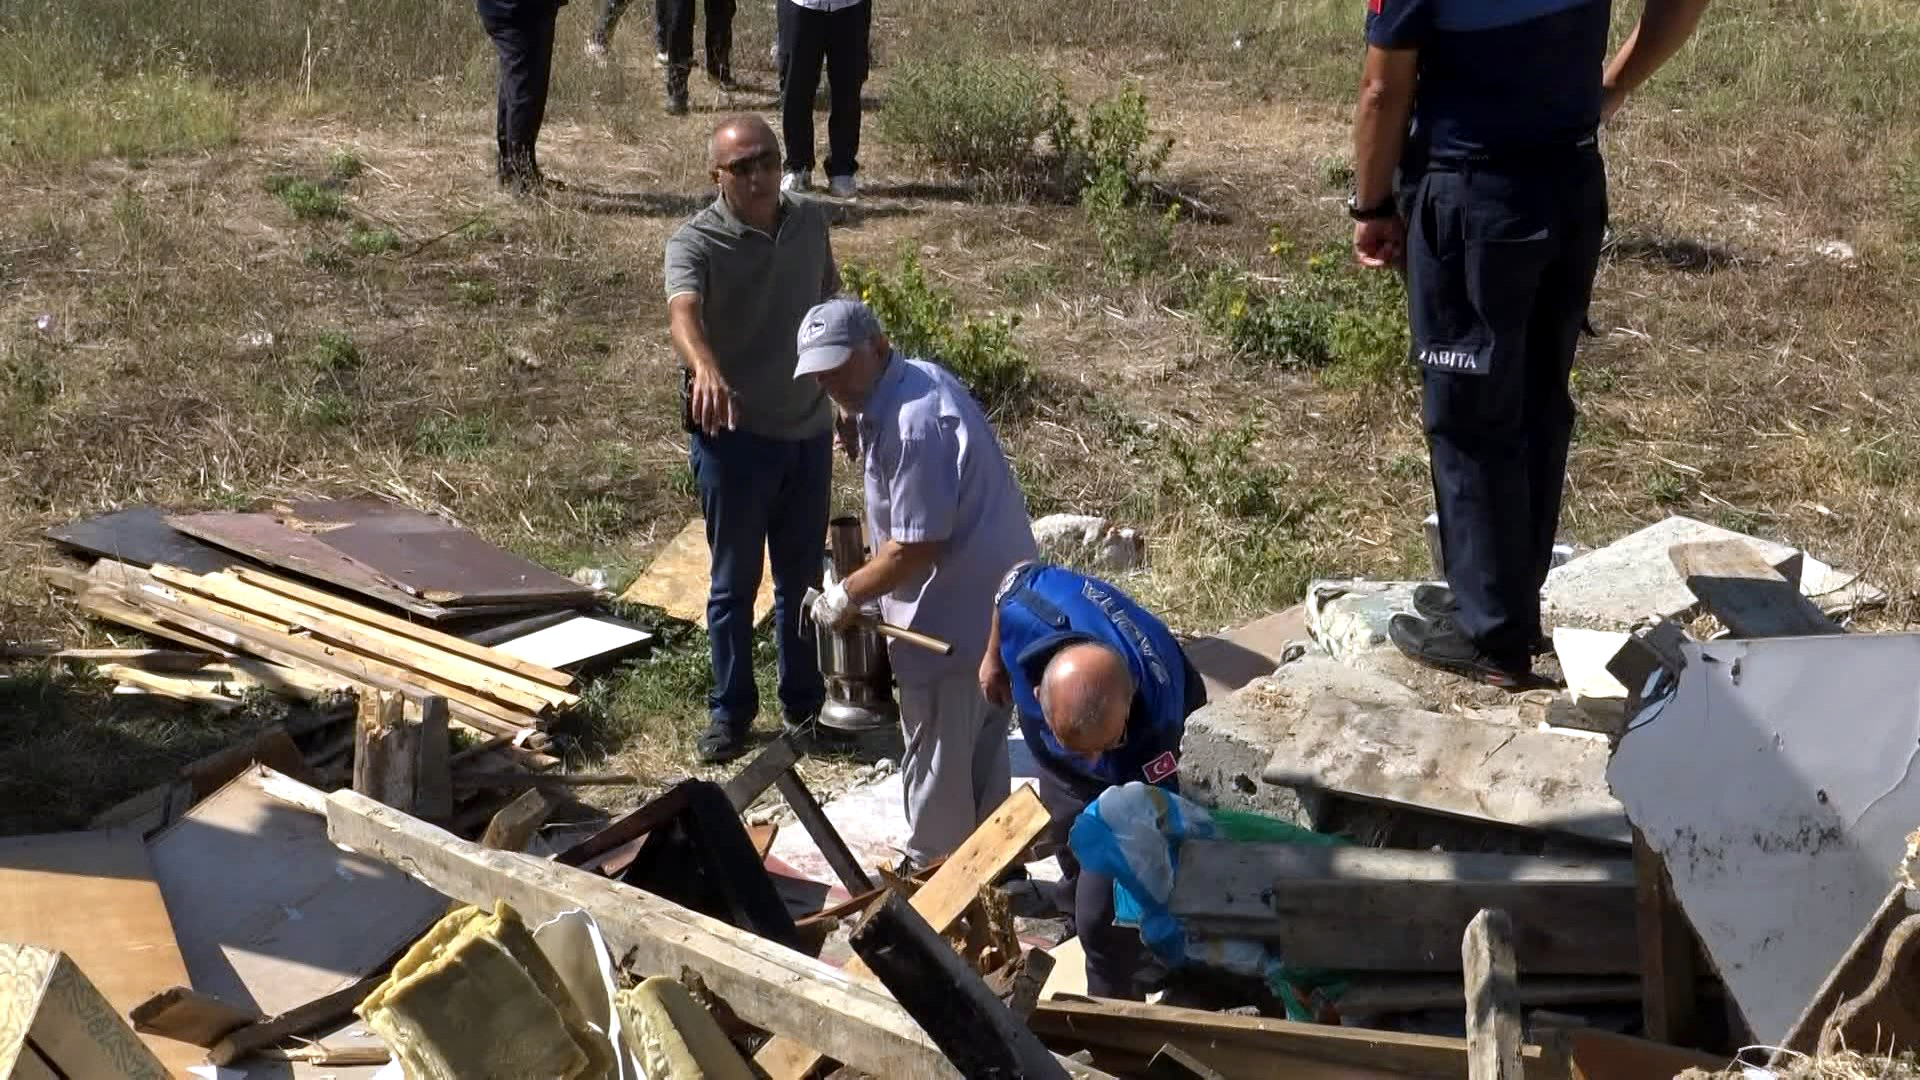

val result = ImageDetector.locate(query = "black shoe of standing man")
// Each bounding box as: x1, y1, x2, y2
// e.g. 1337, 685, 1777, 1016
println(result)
1387, 613, 1536, 690
696, 719, 748, 764
1411, 583, 1553, 656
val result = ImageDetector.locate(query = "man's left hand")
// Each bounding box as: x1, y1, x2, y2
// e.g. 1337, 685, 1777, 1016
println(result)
1353, 216, 1406, 269
833, 407, 859, 462
810, 581, 856, 629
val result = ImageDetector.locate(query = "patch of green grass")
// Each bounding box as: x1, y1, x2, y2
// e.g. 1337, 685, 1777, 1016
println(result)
348, 224, 400, 255
412, 412, 497, 459
327, 146, 365, 181
305, 331, 360, 373
0, 63, 238, 167
266, 174, 344, 220
994, 264, 1065, 304
843, 250, 1036, 417
877, 58, 1069, 180
281, 388, 354, 428
453, 279, 498, 306
1644, 464, 1694, 506
1318, 156, 1355, 191
1193, 243, 1408, 385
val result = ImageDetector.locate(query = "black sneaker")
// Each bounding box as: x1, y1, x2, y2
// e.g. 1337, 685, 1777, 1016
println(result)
1387, 613, 1534, 689
696, 720, 749, 764
1410, 584, 1553, 656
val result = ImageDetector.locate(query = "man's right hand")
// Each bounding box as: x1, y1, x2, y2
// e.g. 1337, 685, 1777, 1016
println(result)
688, 363, 737, 434
979, 652, 1011, 708
1353, 215, 1406, 270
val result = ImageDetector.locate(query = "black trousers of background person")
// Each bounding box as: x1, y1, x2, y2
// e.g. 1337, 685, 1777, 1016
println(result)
1408, 145, 1608, 668
776, 0, 870, 177
664, 0, 736, 79
478, 2, 560, 181
591, 0, 670, 56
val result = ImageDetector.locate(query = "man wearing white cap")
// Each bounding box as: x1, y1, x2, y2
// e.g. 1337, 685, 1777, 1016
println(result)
796, 297, 1038, 867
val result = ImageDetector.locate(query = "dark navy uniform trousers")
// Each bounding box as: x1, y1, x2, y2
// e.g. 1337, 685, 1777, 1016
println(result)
478, 0, 562, 180
1406, 145, 1607, 667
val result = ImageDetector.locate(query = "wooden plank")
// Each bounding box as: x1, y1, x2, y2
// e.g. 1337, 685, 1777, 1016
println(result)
322, 789, 966, 1080
1820, 914, 1920, 1055
1670, 539, 1840, 638
722, 732, 803, 812
556, 782, 695, 870
1167, 842, 1636, 974
0, 832, 197, 1078
1777, 884, 1913, 1057
1464, 910, 1522, 1080
849, 890, 1069, 1080
128, 986, 259, 1047
148, 768, 448, 1021
46, 504, 235, 574
776, 769, 876, 896
1336, 976, 1642, 1014
1563, 1028, 1728, 1080
0, 944, 172, 1080
1030, 998, 1553, 1080
105, 665, 242, 708
1262, 697, 1629, 846
1632, 829, 1699, 1047
207, 972, 386, 1067
983, 949, 1056, 1019
354, 688, 419, 812
412, 694, 454, 821
755, 784, 1051, 1079
481, 788, 558, 851
1, 646, 217, 667
234, 566, 576, 688
152, 566, 575, 713
619, 517, 773, 628
125, 579, 542, 741
167, 510, 468, 619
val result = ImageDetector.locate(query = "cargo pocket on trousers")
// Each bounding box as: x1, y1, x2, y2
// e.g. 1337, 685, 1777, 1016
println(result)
1406, 174, 1489, 377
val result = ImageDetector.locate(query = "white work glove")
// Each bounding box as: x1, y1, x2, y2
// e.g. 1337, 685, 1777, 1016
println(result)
810, 581, 856, 630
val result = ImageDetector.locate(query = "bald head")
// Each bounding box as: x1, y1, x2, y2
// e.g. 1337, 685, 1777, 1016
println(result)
709, 114, 777, 166
1039, 643, 1134, 759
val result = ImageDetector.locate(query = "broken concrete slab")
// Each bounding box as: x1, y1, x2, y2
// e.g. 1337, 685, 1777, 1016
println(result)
1609, 632, 1920, 1044
1552, 628, 1631, 734
1303, 580, 1538, 711
1183, 605, 1309, 703
1543, 515, 1883, 631
1179, 654, 1421, 822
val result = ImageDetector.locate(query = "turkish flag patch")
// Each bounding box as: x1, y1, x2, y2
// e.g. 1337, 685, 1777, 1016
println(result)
1143, 751, 1179, 784
1367, 0, 1383, 12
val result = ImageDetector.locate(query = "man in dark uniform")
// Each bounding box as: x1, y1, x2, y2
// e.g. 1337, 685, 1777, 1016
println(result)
1349, 0, 1711, 686
477, 0, 566, 194
981, 561, 1205, 1000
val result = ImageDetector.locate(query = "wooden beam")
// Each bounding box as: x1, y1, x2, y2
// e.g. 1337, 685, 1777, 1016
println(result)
481, 788, 558, 852
722, 733, 802, 812
850, 891, 1069, 1080
776, 769, 875, 896
1669, 540, 1840, 638
1146, 1044, 1228, 1080
1168, 841, 1636, 974
232, 566, 575, 688
983, 949, 1056, 1019
411, 695, 453, 822
555, 782, 695, 870
1464, 909, 1523, 1080
754, 784, 1051, 1080
127, 986, 259, 1047
1633, 829, 1700, 1047
354, 688, 420, 812
1030, 997, 1553, 1080
323, 789, 964, 1079
207, 972, 386, 1066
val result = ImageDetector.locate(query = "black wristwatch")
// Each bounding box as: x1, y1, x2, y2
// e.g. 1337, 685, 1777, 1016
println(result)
1347, 194, 1397, 222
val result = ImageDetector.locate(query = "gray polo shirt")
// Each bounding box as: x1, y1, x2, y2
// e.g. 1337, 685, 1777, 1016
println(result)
859, 353, 1038, 684
664, 193, 837, 440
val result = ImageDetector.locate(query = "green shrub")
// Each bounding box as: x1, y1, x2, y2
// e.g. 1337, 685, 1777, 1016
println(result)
1083, 162, 1179, 280
305, 331, 360, 372
327, 147, 365, 181
1194, 242, 1410, 385
413, 413, 497, 459
348, 224, 400, 255
1196, 268, 1334, 366
842, 251, 1036, 417
266, 174, 343, 220
1049, 85, 1173, 201
877, 59, 1069, 178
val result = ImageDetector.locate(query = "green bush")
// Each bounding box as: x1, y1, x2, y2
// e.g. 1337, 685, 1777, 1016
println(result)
305, 331, 360, 372
842, 251, 1036, 417
877, 59, 1069, 179
348, 224, 400, 255
266, 174, 343, 220
1194, 242, 1410, 385
1050, 85, 1173, 201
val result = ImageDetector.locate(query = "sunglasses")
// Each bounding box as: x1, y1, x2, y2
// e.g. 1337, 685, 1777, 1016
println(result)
720, 150, 780, 178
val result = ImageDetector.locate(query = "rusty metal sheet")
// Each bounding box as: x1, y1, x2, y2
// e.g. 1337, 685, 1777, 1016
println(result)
276, 499, 592, 607
47, 505, 236, 574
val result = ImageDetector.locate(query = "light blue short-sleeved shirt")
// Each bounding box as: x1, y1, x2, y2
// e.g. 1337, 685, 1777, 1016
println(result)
857, 353, 1037, 684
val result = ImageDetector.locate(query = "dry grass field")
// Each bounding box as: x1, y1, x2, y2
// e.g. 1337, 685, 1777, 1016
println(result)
2, 0, 1919, 831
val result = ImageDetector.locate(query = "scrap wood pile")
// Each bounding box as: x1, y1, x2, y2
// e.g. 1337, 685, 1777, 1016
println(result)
33, 499, 660, 839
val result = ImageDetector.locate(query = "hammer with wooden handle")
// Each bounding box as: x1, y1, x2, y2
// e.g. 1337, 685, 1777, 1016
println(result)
802, 586, 954, 655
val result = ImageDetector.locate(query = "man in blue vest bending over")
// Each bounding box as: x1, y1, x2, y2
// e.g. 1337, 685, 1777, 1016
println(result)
981, 560, 1206, 999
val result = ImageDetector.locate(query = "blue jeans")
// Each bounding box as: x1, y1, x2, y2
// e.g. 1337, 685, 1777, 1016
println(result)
690, 427, 831, 731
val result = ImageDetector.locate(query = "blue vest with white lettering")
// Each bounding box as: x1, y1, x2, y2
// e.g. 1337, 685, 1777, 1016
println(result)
996, 564, 1192, 798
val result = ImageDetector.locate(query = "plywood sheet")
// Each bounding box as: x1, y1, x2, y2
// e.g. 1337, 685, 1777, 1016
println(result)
495, 615, 653, 670
1263, 697, 1629, 846
279, 499, 591, 607
619, 518, 774, 628
146, 768, 447, 1019
0, 830, 199, 1077
46, 505, 235, 574
1609, 633, 1920, 1044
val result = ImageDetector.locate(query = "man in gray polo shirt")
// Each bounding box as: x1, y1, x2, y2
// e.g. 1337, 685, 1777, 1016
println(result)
666, 114, 841, 764
797, 298, 1038, 866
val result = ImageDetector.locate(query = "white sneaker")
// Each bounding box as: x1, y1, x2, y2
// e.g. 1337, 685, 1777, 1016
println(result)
827, 174, 857, 198
781, 169, 812, 193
